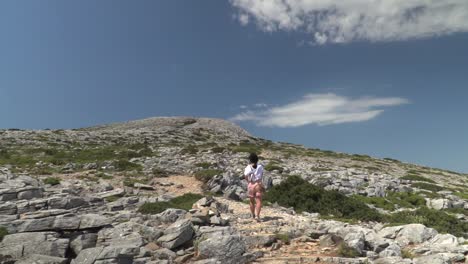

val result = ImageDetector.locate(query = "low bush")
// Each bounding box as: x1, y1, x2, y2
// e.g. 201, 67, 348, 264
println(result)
180, 145, 198, 155
123, 177, 147, 187
264, 175, 383, 222
0, 226, 7, 242
388, 207, 468, 237
194, 169, 222, 183
400, 174, 436, 183
401, 249, 415, 259
115, 160, 142, 171
43, 177, 60, 186
152, 167, 171, 177
264, 162, 284, 173
411, 182, 444, 192
337, 242, 361, 257
211, 147, 225, 153
353, 192, 426, 211
96, 172, 113, 180
138, 193, 203, 214
105, 195, 121, 203
274, 233, 290, 244
230, 143, 262, 154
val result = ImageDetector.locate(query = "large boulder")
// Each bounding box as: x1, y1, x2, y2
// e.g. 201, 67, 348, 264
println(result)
378, 224, 437, 245
0, 232, 69, 259
426, 199, 452, 210
157, 219, 194, 249
197, 235, 246, 264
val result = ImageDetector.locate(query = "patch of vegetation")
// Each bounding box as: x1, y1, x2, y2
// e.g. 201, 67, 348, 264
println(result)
264, 162, 284, 173
96, 172, 113, 180
400, 174, 436, 183
43, 177, 61, 186
264, 175, 383, 222
182, 119, 197, 126
388, 207, 468, 237
337, 242, 361, 258
352, 195, 396, 211
123, 177, 148, 187
105, 195, 121, 203
401, 249, 415, 259
274, 233, 290, 244
411, 182, 444, 192
351, 154, 372, 162
230, 143, 262, 154
454, 192, 468, 200
194, 169, 222, 183
353, 192, 426, 211
210, 147, 226, 153
383, 158, 401, 163
138, 193, 203, 214
180, 145, 198, 155
365, 166, 380, 171
115, 160, 142, 171
152, 167, 171, 177
33, 167, 55, 175
0, 226, 7, 242
77, 175, 99, 182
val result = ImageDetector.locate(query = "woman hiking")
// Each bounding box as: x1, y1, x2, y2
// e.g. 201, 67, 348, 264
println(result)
244, 153, 264, 222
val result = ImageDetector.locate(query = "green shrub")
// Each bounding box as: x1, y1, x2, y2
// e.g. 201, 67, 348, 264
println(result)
411, 182, 443, 192
264, 175, 383, 222
33, 167, 55, 175
105, 195, 121, 203
180, 145, 198, 155
337, 242, 361, 257
401, 249, 415, 259
43, 177, 60, 186
230, 143, 261, 154
353, 192, 426, 211
0, 226, 7, 242
115, 160, 142, 171
401, 174, 436, 183
195, 162, 213, 169
264, 163, 284, 173
275, 233, 290, 244
195, 169, 222, 183
211, 147, 225, 153
123, 177, 147, 187
388, 192, 427, 208
388, 207, 468, 237
96, 172, 113, 180
352, 195, 396, 211
152, 167, 171, 177
138, 193, 203, 214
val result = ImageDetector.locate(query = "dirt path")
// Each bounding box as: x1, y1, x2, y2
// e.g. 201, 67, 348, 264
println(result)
218, 197, 339, 263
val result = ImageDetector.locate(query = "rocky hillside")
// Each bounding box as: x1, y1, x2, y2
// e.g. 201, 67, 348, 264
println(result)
1, 116, 468, 264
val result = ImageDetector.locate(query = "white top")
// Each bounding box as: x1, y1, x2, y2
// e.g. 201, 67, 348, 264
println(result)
244, 164, 264, 183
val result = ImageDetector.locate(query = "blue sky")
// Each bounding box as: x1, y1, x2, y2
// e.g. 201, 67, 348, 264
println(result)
1, 1, 468, 172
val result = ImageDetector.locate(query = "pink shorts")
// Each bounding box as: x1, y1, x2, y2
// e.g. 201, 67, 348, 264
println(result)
248, 182, 262, 198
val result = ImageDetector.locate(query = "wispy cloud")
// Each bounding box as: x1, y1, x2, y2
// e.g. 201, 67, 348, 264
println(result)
231, 93, 409, 127
230, 0, 468, 44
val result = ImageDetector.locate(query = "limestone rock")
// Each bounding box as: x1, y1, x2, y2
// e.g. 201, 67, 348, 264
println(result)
157, 219, 194, 249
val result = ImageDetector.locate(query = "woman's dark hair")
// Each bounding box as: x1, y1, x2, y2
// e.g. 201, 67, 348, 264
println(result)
248, 153, 259, 164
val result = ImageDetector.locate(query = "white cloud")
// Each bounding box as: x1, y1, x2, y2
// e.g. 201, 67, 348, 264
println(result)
231, 93, 409, 127
230, 0, 468, 44
239, 105, 248, 109
254, 103, 268, 108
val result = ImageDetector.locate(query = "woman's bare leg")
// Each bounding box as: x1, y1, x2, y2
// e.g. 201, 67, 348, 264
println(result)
255, 196, 262, 219
249, 197, 255, 218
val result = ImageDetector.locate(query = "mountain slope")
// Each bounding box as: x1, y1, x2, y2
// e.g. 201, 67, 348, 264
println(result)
1, 116, 468, 263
